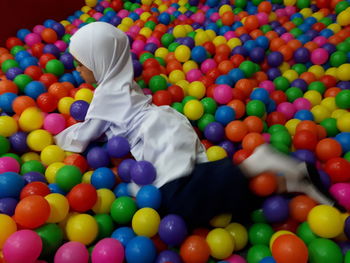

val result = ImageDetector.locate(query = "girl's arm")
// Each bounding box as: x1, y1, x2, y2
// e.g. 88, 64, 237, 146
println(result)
54, 119, 110, 153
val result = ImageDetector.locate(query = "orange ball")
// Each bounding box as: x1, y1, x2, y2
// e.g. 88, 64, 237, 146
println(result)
265, 31, 279, 41
0, 47, 9, 56
244, 15, 259, 31
243, 116, 264, 133
278, 45, 294, 61
0, 80, 18, 94
235, 79, 254, 97
180, 235, 210, 263
235, 26, 248, 36
287, 39, 302, 51
253, 71, 268, 83
222, 11, 235, 26
249, 171, 278, 196
296, 120, 318, 136
0, 53, 14, 64
304, 41, 318, 52
324, 87, 341, 97
289, 195, 317, 222
250, 29, 264, 39
242, 132, 265, 152
315, 138, 342, 162
227, 99, 245, 119
258, 1, 272, 13
271, 234, 308, 263
225, 120, 248, 142
270, 38, 286, 52
216, 44, 231, 56
41, 28, 58, 43
48, 82, 69, 99
233, 149, 252, 164
218, 60, 234, 74
12, 96, 36, 115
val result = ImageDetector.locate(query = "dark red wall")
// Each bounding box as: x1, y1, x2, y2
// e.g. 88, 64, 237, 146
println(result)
0, 0, 85, 47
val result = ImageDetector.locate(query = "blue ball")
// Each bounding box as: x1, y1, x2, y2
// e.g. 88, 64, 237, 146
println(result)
48, 183, 66, 194
294, 109, 314, 121
207, 0, 219, 7
243, 40, 257, 52
125, 236, 156, 263
215, 75, 234, 86
215, 106, 235, 125
17, 29, 31, 41
114, 183, 130, 197
91, 167, 116, 190
219, 26, 231, 35
112, 227, 136, 247
44, 19, 56, 28
228, 68, 245, 83
159, 12, 171, 25
19, 57, 38, 70
267, 99, 276, 113
335, 132, 350, 153
259, 256, 277, 263
250, 88, 270, 104
255, 36, 269, 50
0, 93, 17, 114
72, 70, 85, 86
205, 23, 219, 34
0, 172, 25, 199
24, 81, 46, 99
136, 185, 162, 209
59, 73, 77, 85
191, 46, 207, 63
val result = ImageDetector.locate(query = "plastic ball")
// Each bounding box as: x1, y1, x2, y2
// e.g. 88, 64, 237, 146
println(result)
271, 234, 308, 263
248, 223, 274, 246
183, 99, 204, 120
206, 146, 228, 161
130, 160, 156, 185
247, 244, 272, 263
262, 195, 289, 223
92, 188, 116, 214
54, 241, 89, 263
156, 250, 182, 263
180, 235, 210, 263
107, 136, 130, 158
308, 238, 343, 263
315, 138, 342, 161
0, 214, 17, 249
91, 167, 116, 189
70, 100, 89, 121
18, 107, 44, 132
206, 228, 234, 259
67, 183, 97, 212
132, 207, 160, 237
213, 84, 233, 104
249, 172, 277, 197
136, 185, 161, 209
125, 236, 156, 263
44, 113, 66, 135
87, 147, 110, 169
66, 213, 98, 245
45, 193, 69, 223
0, 172, 25, 198
158, 214, 188, 246
335, 90, 350, 109
0, 116, 18, 137
110, 196, 137, 224
34, 223, 63, 258
92, 238, 124, 263
56, 165, 82, 192
0, 157, 20, 174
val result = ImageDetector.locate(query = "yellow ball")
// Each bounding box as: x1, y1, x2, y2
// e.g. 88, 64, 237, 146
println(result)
304, 90, 322, 107
117, 24, 129, 32
219, 4, 232, 16
66, 213, 98, 245
210, 213, 232, 228
0, 116, 18, 137
285, 118, 301, 136
27, 129, 53, 152
178, 6, 187, 14
311, 105, 331, 123
282, 69, 298, 82
21, 152, 40, 162
279, 62, 290, 74
332, 109, 348, 119
300, 8, 312, 18
325, 67, 338, 79
155, 47, 169, 60
122, 17, 134, 27
328, 23, 341, 33
45, 162, 65, 184
169, 70, 186, 84
184, 25, 193, 33
269, 231, 295, 249
140, 12, 151, 21
85, 0, 97, 7
183, 100, 204, 120
139, 27, 152, 38
0, 214, 17, 249
81, 6, 91, 13
206, 146, 228, 161
183, 60, 198, 73
75, 88, 93, 103
337, 64, 350, 81
18, 107, 44, 132
195, 31, 210, 45
58, 97, 75, 115
92, 189, 116, 214
337, 112, 350, 132
213, 36, 227, 47
175, 45, 191, 63
227, 38, 242, 49
337, 11, 350, 26
41, 145, 65, 166
307, 205, 343, 238
225, 223, 248, 251
45, 193, 70, 223
206, 228, 234, 259
132, 208, 160, 237
321, 97, 338, 112
176, 80, 189, 96
268, 12, 277, 22
308, 65, 324, 79
188, 81, 206, 99
284, 0, 296, 6
79, 14, 90, 22
173, 25, 187, 38
312, 12, 324, 21
60, 20, 70, 27
82, 171, 93, 184
141, 0, 153, 5
205, 30, 217, 41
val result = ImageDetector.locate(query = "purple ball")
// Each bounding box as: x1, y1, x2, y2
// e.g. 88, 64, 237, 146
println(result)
9, 132, 28, 153
60, 53, 74, 69
322, 43, 336, 54
110, 16, 122, 26
262, 195, 289, 223
43, 44, 61, 58
131, 52, 138, 60
133, 60, 142, 77
204, 122, 224, 143
267, 51, 284, 67
87, 147, 110, 169
95, 4, 104, 13
0, 197, 18, 216
344, 216, 350, 240
305, 29, 318, 40
144, 43, 158, 54
239, 34, 252, 43
270, 21, 280, 29
294, 47, 310, 63
6, 67, 23, 80
158, 214, 188, 246
70, 100, 89, 121
182, 37, 195, 49
291, 149, 316, 164
52, 22, 65, 37
22, 172, 47, 184
130, 161, 156, 185
291, 79, 308, 92
338, 241, 350, 255
250, 47, 265, 63
219, 140, 235, 157
188, 0, 199, 5
156, 250, 182, 263
318, 169, 331, 190
107, 136, 130, 158
192, 23, 201, 29
267, 68, 281, 80
275, 27, 287, 36
337, 81, 350, 90
232, 46, 248, 57
118, 159, 136, 183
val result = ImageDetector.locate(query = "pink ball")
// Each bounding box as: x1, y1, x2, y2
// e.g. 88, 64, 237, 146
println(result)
132, 40, 145, 54
166, 7, 177, 14
262, 133, 271, 143
280, 33, 294, 42
285, 6, 297, 16
146, 37, 160, 46
0, 157, 20, 173
256, 13, 268, 25
134, 8, 144, 15
259, 80, 275, 93
200, 59, 217, 74
313, 36, 327, 46
330, 183, 350, 210
214, 84, 233, 104
277, 102, 296, 120
54, 242, 89, 263
186, 69, 203, 82
143, 88, 152, 95
93, 13, 104, 20
3, 230, 42, 263
91, 238, 124, 263
71, 28, 79, 35
224, 254, 247, 263
129, 25, 141, 35
54, 40, 68, 52
311, 48, 329, 65
33, 25, 45, 35
210, 12, 220, 22
224, 31, 237, 40
275, 9, 287, 17
72, 19, 83, 27
178, 14, 187, 21
293, 98, 311, 111
44, 113, 66, 135
100, 0, 110, 8
192, 12, 205, 24
24, 33, 41, 47
201, 5, 210, 12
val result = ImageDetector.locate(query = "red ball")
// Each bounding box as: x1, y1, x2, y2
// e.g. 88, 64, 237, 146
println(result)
201, 139, 213, 150
293, 130, 318, 151
270, 90, 287, 105
203, 42, 215, 55
266, 111, 287, 126
315, 138, 342, 162
207, 68, 221, 81
325, 157, 350, 183
31, 43, 45, 58
168, 85, 184, 102
316, 0, 330, 8
180, 235, 210, 263
78, 83, 95, 90
271, 234, 308, 263
233, 149, 252, 165
6, 37, 23, 49
67, 183, 97, 212
272, 218, 299, 233
37, 92, 58, 112
111, 0, 123, 11
206, 85, 216, 98
20, 182, 50, 199
64, 154, 88, 173
230, 54, 245, 67
199, 76, 214, 87
232, 88, 247, 101
24, 65, 44, 80
142, 67, 161, 83
39, 73, 58, 88
152, 90, 173, 106
39, 53, 56, 68
319, 75, 337, 88
143, 58, 160, 69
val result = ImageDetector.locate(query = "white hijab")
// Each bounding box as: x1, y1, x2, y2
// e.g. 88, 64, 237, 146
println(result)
69, 22, 151, 127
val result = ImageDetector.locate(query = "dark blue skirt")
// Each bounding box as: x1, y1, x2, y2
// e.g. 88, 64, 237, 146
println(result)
159, 158, 260, 228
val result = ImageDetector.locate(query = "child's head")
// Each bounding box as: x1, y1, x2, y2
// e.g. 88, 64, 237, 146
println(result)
69, 22, 131, 84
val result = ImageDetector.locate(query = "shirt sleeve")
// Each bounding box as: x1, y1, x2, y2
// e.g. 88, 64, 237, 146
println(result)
54, 119, 110, 153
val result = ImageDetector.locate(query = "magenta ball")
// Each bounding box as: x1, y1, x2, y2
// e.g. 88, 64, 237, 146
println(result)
54, 241, 89, 263
313, 36, 327, 46
224, 31, 236, 40
280, 33, 294, 42
24, 33, 41, 47
259, 80, 275, 93
44, 113, 66, 135
91, 238, 124, 263
33, 25, 45, 35
330, 183, 350, 210
256, 12, 268, 25
132, 40, 145, 54
311, 48, 329, 65
293, 98, 311, 111
0, 157, 20, 173
3, 230, 42, 263
213, 84, 233, 104
186, 69, 203, 82
225, 254, 247, 263
200, 59, 217, 74
277, 102, 296, 120
54, 40, 68, 52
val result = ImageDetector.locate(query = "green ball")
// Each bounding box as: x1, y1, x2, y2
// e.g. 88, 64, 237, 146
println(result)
247, 245, 272, 263
21, 160, 45, 175
201, 97, 217, 114
168, 42, 180, 52
172, 102, 184, 113
346, 250, 350, 263
344, 151, 350, 162
2, 153, 22, 166
286, 87, 303, 102
335, 90, 350, 109
270, 131, 292, 146
149, 75, 167, 93
246, 100, 266, 118
14, 74, 32, 92
268, 124, 288, 134
94, 214, 115, 240
110, 196, 137, 224
297, 222, 319, 245
239, 61, 256, 78
337, 42, 350, 53
272, 0, 282, 3
251, 209, 267, 223
139, 53, 154, 64
45, 59, 65, 76
123, 2, 132, 10
155, 57, 166, 67
198, 114, 215, 131
336, 1, 350, 13
252, 0, 263, 5
320, 118, 339, 137
161, 33, 175, 48
260, 25, 272, 33
308, 238, 343, 263
235, 0, 247, 7
216, 19, 223, 28
330, 51, 347, 67
137, 79, 147, 89
1, 59, 19, 73
187, 31, 196, 39
182, 95, 197, 105
188, 6, 198, 13
103, 7, 115, 14
297, 0, 310, 9
319, 17, 332, 26
10, 45, 26, 56
292, 64, 307, 75
0, 135, 10, 155
308, 81, 326, 94
290, 28, 303, 38
62, 34, 72, 43
292, 17, 304, 26
35, 223, 63, 258
144, 21, 156, 30
55, 165, 82, 192
130, 3, 140, 11
274, 76, 290, 91
248, 223, 274, 246
270, 141, 290, 154
86, 17, 96, 23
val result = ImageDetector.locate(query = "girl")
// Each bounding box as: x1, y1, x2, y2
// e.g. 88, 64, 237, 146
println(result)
55, 22, 334, 226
